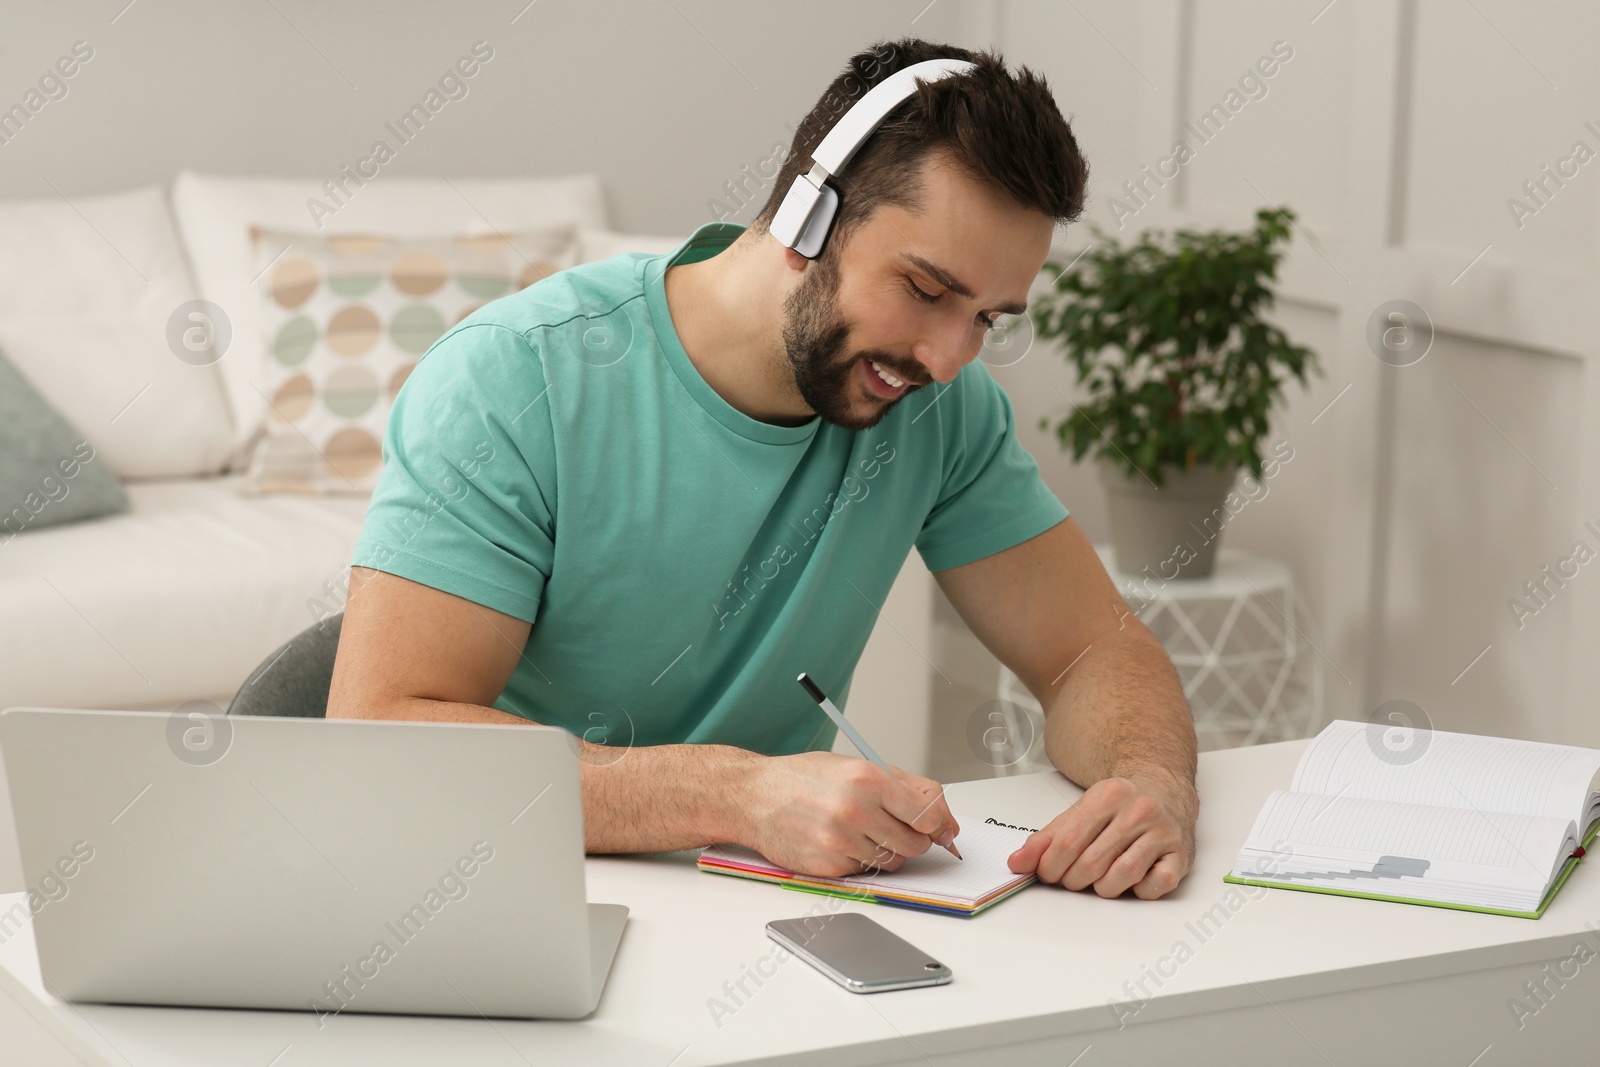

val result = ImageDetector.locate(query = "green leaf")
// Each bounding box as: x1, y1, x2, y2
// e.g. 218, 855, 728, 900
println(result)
1032, 205, 1321, 477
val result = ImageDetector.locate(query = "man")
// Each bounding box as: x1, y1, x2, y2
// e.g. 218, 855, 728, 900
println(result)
329, 37, 1199, 901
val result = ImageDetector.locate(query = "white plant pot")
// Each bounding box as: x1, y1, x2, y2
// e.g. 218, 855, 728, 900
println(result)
1095, 456, 1240, 580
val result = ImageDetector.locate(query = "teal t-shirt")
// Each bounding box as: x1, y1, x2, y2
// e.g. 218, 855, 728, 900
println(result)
350, 221, 1068, 755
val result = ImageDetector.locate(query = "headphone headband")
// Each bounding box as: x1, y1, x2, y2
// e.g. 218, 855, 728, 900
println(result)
770, 57, 976, 260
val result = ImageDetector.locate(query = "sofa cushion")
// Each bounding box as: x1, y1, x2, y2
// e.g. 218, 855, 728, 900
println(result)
0, 184, 233, 479
0, 314, 235, 480
243, 226, 581, 495
0, 184, 197, 321
0, 476, 369, 714
0, 348, 128, 538
170, 171, 607, 470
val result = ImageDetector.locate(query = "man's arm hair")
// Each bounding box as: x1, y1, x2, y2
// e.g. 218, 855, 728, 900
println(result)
328, 567, 761, 853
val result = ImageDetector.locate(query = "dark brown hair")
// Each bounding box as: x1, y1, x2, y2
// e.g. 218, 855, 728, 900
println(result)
751, 37, 1089, 251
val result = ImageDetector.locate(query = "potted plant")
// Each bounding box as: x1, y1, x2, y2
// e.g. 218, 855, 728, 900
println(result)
1030, 207, 1319, 579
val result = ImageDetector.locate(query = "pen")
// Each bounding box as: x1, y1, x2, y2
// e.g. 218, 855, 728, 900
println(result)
796, 672, 962, 860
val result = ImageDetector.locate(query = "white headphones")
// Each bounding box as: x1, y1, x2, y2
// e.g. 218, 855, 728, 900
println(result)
769, 57, 976, 260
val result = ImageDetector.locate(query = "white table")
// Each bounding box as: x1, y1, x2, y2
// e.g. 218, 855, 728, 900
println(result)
1, 738, 1591, 1066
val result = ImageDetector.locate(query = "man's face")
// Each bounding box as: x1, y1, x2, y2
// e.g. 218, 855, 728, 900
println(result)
779, 151, 1055, 431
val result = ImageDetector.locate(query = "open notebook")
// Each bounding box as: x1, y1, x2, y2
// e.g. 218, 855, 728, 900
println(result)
1226, 719, 1600, 918
699, 818, 1039, 917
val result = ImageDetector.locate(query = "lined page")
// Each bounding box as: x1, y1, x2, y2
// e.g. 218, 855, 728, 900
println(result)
1292, 719, 1600, 821
1249, 790, 1569, 872
841, 819, 1037, 900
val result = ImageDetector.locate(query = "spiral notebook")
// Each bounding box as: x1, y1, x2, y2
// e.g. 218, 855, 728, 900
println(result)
1225, 719, 1600, 918
698, 817, 1039, 917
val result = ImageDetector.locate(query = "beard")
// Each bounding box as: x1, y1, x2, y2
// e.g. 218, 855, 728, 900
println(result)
779, 247, 925, 431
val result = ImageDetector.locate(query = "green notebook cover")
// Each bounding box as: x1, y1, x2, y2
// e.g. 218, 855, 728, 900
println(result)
1223, 820, 1599, 919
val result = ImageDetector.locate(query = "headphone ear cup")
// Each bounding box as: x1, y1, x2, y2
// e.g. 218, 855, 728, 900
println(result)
791, 182, 840, 260
770, 174, 825, 253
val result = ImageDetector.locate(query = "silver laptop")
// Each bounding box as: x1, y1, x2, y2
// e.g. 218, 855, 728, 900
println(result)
0, 708, 628, 1020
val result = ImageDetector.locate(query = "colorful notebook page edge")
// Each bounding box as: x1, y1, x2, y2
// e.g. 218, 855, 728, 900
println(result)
779, 881, 977, 917
776, 872, 1039, 917
906, 876, 1035, 917
703, 860, 987, 910
698, 846, 784, 869
701, 863, 877, 899
702, 856, 1039, 917
783, 871, 1035, 909
964, 877, 1037, 915
698, 864, 789, 886
698, 857, 786, 877
698, 853, 1035, 908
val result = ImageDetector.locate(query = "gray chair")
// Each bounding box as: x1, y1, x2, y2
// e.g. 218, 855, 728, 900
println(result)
226, 612, 343, 718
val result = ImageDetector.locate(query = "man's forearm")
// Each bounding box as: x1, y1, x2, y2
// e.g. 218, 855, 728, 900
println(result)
341, 696, 762, 853
1042, 621, 1197, 800
576, 735, 764, 853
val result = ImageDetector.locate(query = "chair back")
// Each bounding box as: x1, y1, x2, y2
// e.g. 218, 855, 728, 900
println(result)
226, 612, 343, 718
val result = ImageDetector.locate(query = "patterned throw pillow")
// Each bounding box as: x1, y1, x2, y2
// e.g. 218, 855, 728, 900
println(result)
245, 226, 580, 494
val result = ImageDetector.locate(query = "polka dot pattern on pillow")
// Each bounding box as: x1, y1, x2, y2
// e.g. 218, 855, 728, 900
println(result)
244, 226, 579, 494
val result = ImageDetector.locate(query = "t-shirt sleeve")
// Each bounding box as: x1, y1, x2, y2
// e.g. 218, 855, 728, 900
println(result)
349, 323, 556, 623
914, 361, 1069, 573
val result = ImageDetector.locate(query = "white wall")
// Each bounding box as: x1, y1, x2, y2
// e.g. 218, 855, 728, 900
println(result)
0, 0, 963, 233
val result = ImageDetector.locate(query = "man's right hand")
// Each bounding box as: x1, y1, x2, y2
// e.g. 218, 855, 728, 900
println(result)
736, 751, 960, 878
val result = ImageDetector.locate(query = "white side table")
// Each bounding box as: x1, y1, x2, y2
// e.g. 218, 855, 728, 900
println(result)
992, 545, 1325, 775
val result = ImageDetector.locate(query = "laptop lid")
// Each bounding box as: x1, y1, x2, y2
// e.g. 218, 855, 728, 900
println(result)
0, 708, 625, 1020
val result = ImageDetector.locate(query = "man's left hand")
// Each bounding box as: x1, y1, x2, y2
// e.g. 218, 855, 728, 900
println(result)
1005, 772, 1197, 900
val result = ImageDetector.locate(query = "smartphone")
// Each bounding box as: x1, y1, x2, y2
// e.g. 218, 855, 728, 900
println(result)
765, 912, 952, 993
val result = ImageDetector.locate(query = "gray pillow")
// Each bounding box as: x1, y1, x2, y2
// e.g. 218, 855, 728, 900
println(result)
0, 347, 129, 540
